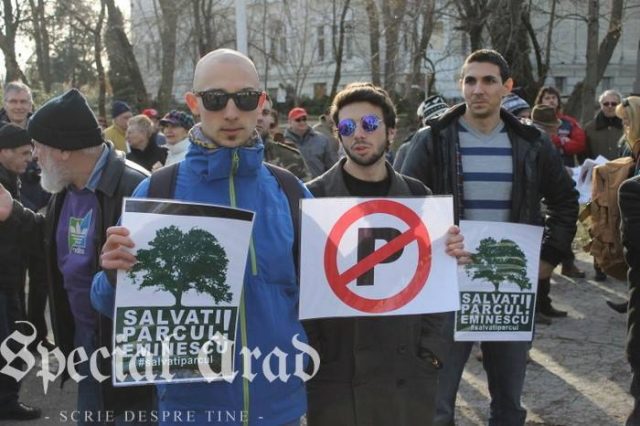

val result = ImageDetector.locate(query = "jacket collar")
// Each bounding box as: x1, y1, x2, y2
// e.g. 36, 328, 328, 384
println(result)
313, 157, 408, 196
94, 142, 129, 197
184, 139, 264, 182
431, 102, 541, 142
594, 111, 623, 130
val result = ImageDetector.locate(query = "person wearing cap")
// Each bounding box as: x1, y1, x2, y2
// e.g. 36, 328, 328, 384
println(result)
142, 107, 167, 146
0, 81, 54, 353
0, 124, 41, 421
312, 108, 340, 159
393, 94, 449, 170
0, 89, 153, 423
125, 114, 168, 171
529, 103, 575, 322
284, 106, 338, 178
401, 49, 578, 425
104, 100, 133, 152
257, 95, 312, 180
535, 86, 586, 167
502, 92, 531, 119
159, 109, 195, 165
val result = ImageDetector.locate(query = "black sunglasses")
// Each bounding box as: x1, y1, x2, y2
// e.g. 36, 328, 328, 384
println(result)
622, 98, 630, 107
602, 102, 619, 107
194, 89, 263, 112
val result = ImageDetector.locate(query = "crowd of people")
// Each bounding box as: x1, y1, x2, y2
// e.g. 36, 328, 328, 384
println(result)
0, 46, 638, 426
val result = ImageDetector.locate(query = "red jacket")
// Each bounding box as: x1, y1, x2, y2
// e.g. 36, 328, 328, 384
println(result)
551, 113, 586, 155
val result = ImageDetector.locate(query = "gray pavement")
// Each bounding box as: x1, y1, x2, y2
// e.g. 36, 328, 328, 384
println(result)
2, 252, 633, 425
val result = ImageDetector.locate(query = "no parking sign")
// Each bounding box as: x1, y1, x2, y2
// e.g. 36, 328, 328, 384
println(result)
299, 197, 459, 320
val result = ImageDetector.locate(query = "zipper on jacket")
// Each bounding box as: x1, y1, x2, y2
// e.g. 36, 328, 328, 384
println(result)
229, 149, 254, 426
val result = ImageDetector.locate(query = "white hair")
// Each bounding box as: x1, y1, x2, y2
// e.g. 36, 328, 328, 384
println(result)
599, 89, 622, 103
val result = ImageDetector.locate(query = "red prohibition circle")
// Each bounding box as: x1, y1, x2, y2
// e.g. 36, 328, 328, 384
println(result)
323, 199, 432, 313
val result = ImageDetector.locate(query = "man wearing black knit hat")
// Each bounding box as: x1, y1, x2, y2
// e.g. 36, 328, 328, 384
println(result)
0, 89, 153, 424
0, 123, 41, 420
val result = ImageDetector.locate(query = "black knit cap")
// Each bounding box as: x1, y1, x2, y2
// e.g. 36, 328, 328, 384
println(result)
27, 88, 103, 150
0, 123, 31, 149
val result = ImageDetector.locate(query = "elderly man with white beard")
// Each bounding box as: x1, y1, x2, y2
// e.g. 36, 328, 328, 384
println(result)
0, 88, 154, 425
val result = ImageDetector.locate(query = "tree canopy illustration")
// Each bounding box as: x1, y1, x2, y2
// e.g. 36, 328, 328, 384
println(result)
128, 225, 231, 306
464, 237, 531, 292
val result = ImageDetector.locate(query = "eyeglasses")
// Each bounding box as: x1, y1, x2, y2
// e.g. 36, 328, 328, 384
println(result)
337, 114, 382, 137
602, 102, 619, 107
194, 89, 263, 112
294, 116, 307, 122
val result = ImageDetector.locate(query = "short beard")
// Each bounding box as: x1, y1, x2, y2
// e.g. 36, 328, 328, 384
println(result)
40, 165, 70, 193
343, 141, 387, 167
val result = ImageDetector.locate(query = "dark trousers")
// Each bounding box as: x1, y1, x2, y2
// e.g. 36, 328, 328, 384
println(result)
536, 278, 552, 312
19, 254, 49, 343
0, 289, 24, 407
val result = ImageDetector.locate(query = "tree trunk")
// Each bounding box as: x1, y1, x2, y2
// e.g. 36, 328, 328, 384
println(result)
365, 0, 381, 86
404, 0, 435, 101
104, 0, 148, 107
28, 0, 51, 92
487, 1, 536, 100
382, 0, 407, 97
579, 0, 600, 124
522, 0, 556, 103
564, 0, 623, 120
95, 0, 107, 119
157, 0, 179, 111
329, 0, 351, 100
0, 0, 28, 84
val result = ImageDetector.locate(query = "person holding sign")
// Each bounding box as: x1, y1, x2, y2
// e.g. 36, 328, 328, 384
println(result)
304, 82, 469, 425
0, 89, 153, 424
400, 50, 579, 425
92, 49, 311, 426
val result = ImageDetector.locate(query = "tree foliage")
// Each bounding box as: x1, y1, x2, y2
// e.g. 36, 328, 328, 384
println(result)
464, 237, 531, 293
128, 225, 232, 307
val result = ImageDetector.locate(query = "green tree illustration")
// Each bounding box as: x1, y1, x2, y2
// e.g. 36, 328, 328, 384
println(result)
128, 225, 232, 306
464, 237, 532, 292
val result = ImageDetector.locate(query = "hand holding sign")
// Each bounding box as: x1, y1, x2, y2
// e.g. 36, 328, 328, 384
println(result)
100, 226, 137, 284
445, 225, 471, 265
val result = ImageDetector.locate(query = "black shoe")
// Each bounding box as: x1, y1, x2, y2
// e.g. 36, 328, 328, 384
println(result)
594, 270, 607, 281
0, 401, 41, 420
561, 263, 586, 279
606, 300, 628, 314
540, 305, 568, 317
535, 313, 552, 325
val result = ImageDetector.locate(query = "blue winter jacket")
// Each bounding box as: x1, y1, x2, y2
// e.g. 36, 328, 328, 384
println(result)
91, 140, 310, 425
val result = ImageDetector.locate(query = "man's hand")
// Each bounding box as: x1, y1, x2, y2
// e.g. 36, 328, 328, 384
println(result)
539, 260, 555, 280
445, 225, 472, 265
100, 226, 137, 284
0, 183, 14, 221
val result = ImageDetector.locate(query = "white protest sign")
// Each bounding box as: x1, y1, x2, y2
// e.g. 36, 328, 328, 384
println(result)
299, 197, 458, 320
454, 220, 543, 342
113, 198, 254, 386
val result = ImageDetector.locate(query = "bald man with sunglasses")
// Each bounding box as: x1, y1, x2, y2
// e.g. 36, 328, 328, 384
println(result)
91, 49, 311, 426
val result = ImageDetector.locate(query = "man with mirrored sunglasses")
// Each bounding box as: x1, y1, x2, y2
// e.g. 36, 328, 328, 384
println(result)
91, 48, 311, 426
304, 82, 470, 426
284, 107, 338, 178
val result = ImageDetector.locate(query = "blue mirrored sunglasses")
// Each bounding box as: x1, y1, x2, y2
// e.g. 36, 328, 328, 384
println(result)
337, 114, 382, 137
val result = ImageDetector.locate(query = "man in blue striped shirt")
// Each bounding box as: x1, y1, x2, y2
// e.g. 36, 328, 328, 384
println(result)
399, 49, 578, 425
